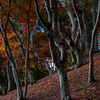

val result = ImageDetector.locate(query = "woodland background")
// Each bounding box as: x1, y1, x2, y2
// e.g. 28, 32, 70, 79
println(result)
0, 0, 100, 100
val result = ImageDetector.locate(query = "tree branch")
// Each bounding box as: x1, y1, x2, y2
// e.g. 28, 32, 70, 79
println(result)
34, 0, 50, 30
8, 19, 26, 59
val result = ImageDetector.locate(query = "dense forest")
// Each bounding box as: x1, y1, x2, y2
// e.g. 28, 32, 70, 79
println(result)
0, 0, 100, 100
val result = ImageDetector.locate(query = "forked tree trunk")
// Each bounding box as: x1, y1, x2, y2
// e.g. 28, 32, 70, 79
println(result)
88, 0, 100, 84
0, 1, 23, 99
71, 0, 87, 68
3, 40, 23, 100
34, 0, 71, 99
48, 32, 71, 100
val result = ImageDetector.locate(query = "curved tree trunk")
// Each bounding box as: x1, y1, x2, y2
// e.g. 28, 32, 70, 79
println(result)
93, 0, 98, 52
48, 31, 71, 100
4, 40, 23, 100
71, 0, 87, 68
88, 0, 100, 84
0, 14, 24, 100
34, 0, 71, 99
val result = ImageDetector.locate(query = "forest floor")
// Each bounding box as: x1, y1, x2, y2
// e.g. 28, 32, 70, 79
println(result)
1, 52, 100, 100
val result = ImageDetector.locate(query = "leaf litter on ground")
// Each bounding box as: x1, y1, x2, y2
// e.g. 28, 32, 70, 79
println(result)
1, 52, 100, 100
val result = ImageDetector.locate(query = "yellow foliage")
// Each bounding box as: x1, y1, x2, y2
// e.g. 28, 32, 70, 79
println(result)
7, 32, 15, 38
11, 49, 19, 53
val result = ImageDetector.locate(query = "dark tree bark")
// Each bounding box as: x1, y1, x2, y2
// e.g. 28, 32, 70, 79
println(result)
82, 8, 91, 55
6, 61, 11, 92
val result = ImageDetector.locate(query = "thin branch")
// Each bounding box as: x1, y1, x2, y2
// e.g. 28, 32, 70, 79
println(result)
8, 19, 26, 59
44, 0, 52, 22
34, 0, 50, 30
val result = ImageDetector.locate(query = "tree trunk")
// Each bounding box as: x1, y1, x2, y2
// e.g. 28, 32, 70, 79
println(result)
48, 32, 71, 100
28, 63, 35, 85
57, 66, 71, 100
34, 0, 71, 99
63, 0, 77, 40
88, 49, 95, 84
88, 0, 100, 84
6, 62, 11, 92
94, 33, 98, 52
15, 54, 23, 86
11, 62, 23, 100
93, 0, 98, 52
4, 40, 23, 100
75, 52, 85, 68
82, 8, 91, 55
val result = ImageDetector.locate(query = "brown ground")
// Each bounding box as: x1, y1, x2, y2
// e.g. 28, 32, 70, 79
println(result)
0, 52, 100, 100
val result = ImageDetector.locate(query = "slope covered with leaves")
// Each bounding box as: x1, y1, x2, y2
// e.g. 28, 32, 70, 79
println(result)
1, 52, 100, 100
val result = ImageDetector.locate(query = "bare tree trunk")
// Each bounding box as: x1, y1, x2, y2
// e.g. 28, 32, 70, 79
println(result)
28, 60, 35, 85
48, 32, 71, 99
57, 65, 71, 100
63, 0, 77, 40
6, 61, 11, 92
88, 0, 100, 84
0, 5, 23, 99
11, 62, 23, 100
34, 0, 71, 99
82, 8, 91, 55
5, 40, 23, 100
71, 0, 87, 68
93, 0, 98, 52
15, 53, 23, 86
94, 33, 98, 52
24, 1, 32, 99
